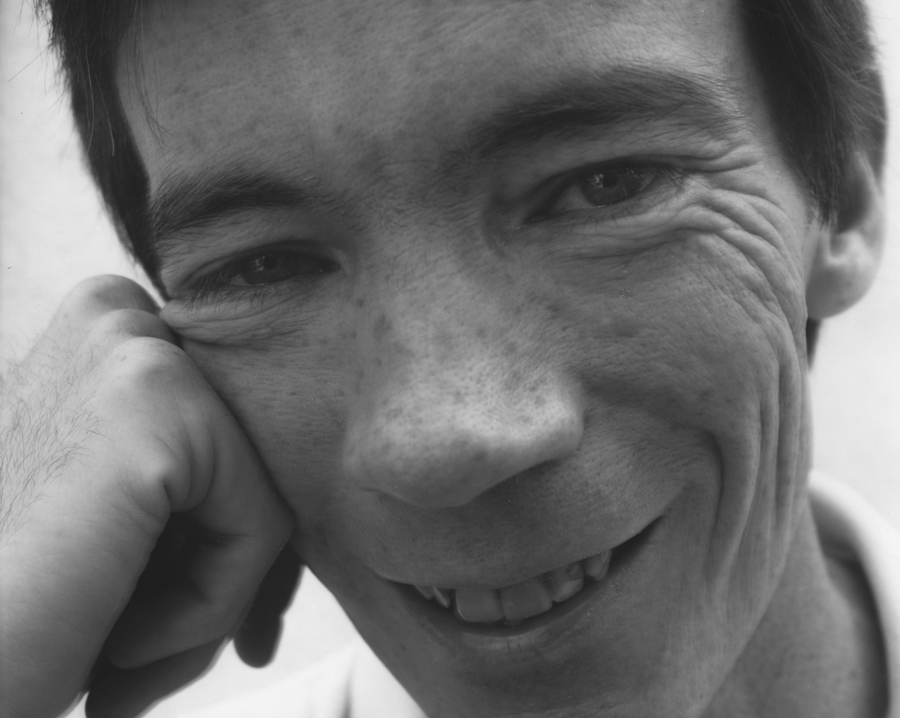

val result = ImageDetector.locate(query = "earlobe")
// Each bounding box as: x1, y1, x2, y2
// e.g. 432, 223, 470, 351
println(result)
806, 155, 885, 319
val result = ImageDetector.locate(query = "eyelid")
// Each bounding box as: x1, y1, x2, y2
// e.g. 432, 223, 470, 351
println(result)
173, 242, 338, 308
525, 159, 686, 224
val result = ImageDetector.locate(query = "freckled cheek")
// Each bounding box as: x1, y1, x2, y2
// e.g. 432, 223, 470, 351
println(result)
180, 338, 353, 525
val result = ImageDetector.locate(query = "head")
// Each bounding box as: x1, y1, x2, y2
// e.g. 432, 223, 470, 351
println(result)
41, 0, 886, 716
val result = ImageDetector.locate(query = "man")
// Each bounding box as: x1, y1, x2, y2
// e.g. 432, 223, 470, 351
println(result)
0, 0, 895, 716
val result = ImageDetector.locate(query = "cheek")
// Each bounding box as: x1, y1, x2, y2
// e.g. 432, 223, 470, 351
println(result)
179, 336, 353, 540
556, 226, 807, 431
550, 224, 810, 557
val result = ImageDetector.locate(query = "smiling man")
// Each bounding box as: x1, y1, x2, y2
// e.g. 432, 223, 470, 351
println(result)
0, 0, 896, 717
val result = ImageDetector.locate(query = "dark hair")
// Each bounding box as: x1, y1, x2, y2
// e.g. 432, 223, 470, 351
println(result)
38, 0, 886, 357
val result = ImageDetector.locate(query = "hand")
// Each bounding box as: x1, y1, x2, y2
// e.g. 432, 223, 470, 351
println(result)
0, 276, 297, 718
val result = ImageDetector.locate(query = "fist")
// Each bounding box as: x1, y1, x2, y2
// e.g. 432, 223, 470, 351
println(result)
0, 277, 297, 718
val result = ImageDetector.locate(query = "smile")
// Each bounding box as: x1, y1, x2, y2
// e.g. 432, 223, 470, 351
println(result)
411, 550, 613, 625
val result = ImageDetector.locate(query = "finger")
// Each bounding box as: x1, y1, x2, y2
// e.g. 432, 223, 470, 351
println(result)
59, 275, 160, 325
104, 384, 293, 668
235, 546, 304, 667
86, 640, 225, 718
28, 276, 168, 365
88, 308, 177, 346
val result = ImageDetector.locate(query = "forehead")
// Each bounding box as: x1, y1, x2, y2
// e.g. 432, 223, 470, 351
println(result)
120, 0, 750, 188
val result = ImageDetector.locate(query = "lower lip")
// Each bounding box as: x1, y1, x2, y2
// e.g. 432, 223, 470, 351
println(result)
389, 518, 659, 656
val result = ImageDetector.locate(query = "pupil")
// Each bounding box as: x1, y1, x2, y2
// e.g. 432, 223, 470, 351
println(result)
581, 166, 649, 206
240, 252, 298, 285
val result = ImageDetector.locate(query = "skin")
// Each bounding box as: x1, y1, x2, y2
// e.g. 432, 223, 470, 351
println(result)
0, 0, 885, 716
120, 0, 886, 715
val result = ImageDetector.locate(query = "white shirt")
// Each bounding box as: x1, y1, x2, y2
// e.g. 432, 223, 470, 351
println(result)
184, 472, 900, 718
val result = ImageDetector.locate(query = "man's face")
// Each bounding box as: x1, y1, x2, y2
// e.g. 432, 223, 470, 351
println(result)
120, 0, 822, 714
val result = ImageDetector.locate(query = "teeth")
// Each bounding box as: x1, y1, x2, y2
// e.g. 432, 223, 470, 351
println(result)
454, 588, 504, 623
432, 587, 452, 609
544, 561, 585, 603
414, 585, 435, 600
500, 577, 553, 622
412, 549, 613, 625
583, 550, 611, 581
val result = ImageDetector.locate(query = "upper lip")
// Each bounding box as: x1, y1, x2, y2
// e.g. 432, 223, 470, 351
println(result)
384, 523, 648, 591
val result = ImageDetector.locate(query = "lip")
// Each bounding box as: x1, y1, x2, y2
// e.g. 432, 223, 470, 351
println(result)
387, 516, 660, 657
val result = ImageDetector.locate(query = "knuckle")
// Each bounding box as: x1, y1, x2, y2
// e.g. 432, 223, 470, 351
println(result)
63, 275, 158, 315
104, 337, 191, 388
110, 334, 183, 365
89, 308, 172, 343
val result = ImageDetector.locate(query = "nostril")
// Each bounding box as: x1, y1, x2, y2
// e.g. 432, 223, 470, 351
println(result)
343, 398, 583, 508
346, 432, 502, 507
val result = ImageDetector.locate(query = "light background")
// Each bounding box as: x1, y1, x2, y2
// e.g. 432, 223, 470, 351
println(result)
1, 0, 899, 714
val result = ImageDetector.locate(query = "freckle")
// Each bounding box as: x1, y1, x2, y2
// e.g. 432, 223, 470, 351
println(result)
504, 340, 519, 355
391, 339, 413, 359
613, 319, 639, 339
373, 314, 391, 342
546, 301, 563, 317
436, 328, 454, 352
385, 407, 403, 421
355, 296, 365, 308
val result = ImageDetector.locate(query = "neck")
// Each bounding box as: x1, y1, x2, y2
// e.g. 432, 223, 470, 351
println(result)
704, 498, 887, 718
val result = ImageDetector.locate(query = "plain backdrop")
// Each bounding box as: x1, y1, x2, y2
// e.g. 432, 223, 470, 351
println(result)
2, 0, 899, 715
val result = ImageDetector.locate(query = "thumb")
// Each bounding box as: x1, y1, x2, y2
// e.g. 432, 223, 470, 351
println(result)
234, 546, 304, 668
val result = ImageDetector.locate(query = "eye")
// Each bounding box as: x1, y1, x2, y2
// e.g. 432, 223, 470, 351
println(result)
530, 161, 672, 222
229, 250, 337, 286
577, 165, 656, 206
187, 248, 340, 302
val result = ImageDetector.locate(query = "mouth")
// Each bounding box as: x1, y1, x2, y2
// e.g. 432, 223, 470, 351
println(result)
402, 521, 654, 628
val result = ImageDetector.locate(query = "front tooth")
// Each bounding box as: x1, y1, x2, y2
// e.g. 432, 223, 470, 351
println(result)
454, 588, 504, 623
544, 562, 585, 603
583, 550, 612, 581
433, 587, 452, 609
500, 577, 553, 622
414, 585, 435, 600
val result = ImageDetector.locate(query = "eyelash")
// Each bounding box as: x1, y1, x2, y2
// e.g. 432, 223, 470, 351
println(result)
183, 249, 338, 309
178, 161, 683, 308
527, 160, 685, 224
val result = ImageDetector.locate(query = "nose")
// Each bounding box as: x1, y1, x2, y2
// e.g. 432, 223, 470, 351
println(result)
342, 294, 583, 509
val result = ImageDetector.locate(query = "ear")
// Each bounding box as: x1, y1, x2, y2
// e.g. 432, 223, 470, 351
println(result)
806, 154, 885, 319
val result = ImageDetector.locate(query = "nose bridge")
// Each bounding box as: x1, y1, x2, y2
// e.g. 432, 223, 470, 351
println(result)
343, 247, 583, 508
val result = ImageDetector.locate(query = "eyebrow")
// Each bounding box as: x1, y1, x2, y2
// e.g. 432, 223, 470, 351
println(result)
148, 67, 745, 252
467, 67, 745, 159
149, 169, 335, 255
